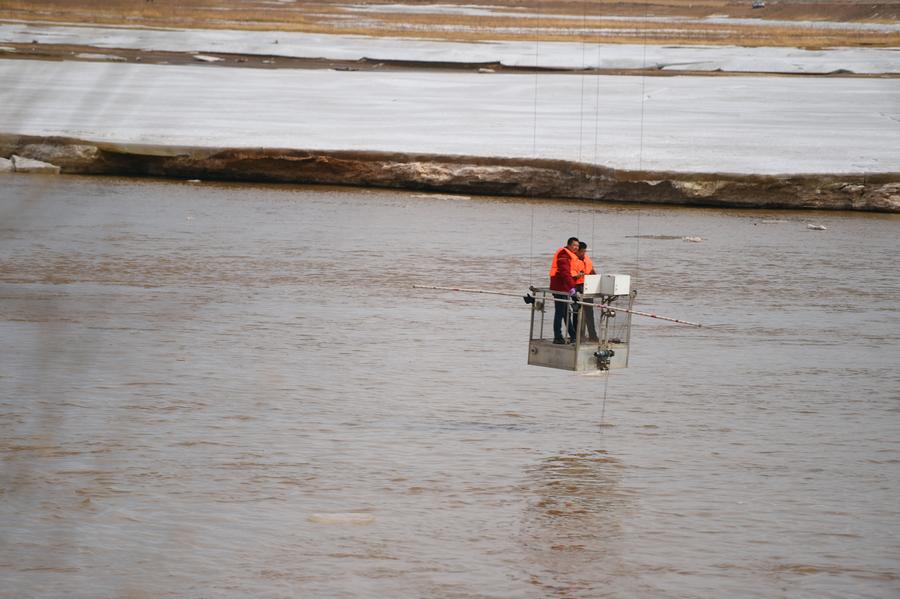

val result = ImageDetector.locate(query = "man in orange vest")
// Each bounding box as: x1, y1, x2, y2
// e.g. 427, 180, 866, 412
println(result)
575, 241, 599, 342
549, 237, 581, 344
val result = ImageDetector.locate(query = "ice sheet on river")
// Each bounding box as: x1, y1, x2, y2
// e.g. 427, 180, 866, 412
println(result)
1, 22, 898, 74
1, 59, 898, 175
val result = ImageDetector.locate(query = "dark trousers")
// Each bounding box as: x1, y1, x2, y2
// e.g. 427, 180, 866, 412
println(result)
553, 293, 577, 341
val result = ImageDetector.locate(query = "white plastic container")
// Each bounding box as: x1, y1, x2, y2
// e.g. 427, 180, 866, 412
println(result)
599, 274, 631, 296
582, 274, 602, 294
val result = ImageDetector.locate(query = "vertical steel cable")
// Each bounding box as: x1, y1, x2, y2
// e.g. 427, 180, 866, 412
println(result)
634, 6, 651, 284
599, 369, 611, 427
577, 1, 588, 163
529, 3, 542, 285
575, 0, 590, 241
591, 41, 605, 251
529, 204, 535, 285
531, 8, 541, 158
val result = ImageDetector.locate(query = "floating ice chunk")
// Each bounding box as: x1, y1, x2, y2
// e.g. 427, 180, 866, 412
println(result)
187, 179, 202, 183
193, 54, 224, 63
411, 193, 471, 200
0, 157, 13, 173
806, 223, 827, 230
0, 46, 15, 52
682, 236, 704, 242
11, 155, 61, 174
76, 53, 126, 61
627, 234, 681, 240
477, 67, 495, 73
308, 512, 375, 525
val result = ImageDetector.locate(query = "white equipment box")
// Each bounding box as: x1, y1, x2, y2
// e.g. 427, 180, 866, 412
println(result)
582, 274, 602, 294
593, 273, 630, 296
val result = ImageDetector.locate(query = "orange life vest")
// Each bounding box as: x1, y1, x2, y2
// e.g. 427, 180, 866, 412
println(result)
549, 247, 579, 278
574, 255, 593, 284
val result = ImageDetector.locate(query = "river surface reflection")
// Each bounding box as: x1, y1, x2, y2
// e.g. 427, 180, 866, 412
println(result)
1, 176, 899, 597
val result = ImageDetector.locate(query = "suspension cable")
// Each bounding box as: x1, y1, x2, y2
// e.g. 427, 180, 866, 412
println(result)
529, 1, 542, 285
412, 285, 703, 327
577, 0, 588, 163
529, 203, 535, 285
591, 42, 604, 251
635, 4, 650, 284
531, 12, 541, 156
600, 369, 610, 426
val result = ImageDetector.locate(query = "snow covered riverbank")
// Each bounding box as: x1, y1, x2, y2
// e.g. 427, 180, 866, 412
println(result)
1, 21, 898, 74
2, 59, 898, 175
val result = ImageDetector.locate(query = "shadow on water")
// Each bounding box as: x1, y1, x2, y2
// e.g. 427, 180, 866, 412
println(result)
519, 450, 632, 597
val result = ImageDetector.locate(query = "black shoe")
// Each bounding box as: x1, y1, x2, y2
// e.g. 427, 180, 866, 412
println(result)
553, 338, 566, 345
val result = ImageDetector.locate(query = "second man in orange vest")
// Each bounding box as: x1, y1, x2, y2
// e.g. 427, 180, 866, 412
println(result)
575, 241, 599, 342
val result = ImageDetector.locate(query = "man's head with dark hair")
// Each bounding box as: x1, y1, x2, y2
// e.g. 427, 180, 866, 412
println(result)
566, 237, 579, 252
577, 241, 588, 259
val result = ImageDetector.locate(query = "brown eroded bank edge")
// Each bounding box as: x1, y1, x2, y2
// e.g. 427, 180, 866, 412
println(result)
1, 133, 898, 212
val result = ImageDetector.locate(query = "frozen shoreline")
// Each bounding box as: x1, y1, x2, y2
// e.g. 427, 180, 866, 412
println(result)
2, 59, 898, 176
1, 21, 899, 74
2, 21, 898, 211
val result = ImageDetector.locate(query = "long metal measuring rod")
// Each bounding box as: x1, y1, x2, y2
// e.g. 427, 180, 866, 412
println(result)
412, 284, 703, 328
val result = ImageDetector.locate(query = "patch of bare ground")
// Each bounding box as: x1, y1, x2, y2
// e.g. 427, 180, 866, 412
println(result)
1, 1, 898, 47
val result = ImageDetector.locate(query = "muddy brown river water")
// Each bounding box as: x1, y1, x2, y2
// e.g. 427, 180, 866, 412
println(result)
1, 175, 899, 598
